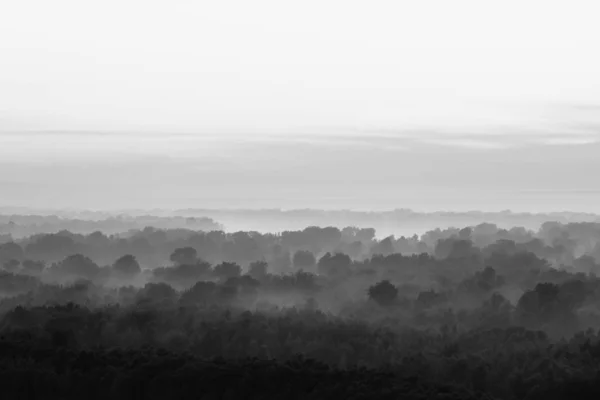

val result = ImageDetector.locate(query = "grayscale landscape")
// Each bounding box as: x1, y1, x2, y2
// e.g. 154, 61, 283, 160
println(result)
1, 1, 600, 399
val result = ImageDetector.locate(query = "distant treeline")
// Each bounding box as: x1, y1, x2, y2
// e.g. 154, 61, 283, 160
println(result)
3, 207, 600, 238
175, 208, 600, 234
0, 214, 222, 238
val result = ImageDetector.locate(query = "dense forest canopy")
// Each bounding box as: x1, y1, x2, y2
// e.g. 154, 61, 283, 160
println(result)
3, 215, 600, 398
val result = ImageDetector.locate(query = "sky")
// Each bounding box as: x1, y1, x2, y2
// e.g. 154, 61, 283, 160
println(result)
1, 0, 600, 212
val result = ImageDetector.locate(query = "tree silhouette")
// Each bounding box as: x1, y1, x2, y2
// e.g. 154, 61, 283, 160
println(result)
292, 250, 316, 270
248, 261, 268, 280
170, 247, 198, 266
112, 254, 141, 277
0, 242, 24, 264
213, 262, 242, 281
367, 280, 398, 306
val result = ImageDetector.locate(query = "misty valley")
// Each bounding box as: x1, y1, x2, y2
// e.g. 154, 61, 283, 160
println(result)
1, 213, 600, 399
3, 0, 599, 398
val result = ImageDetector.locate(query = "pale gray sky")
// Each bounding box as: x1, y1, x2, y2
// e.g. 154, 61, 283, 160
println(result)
2, 0, 600, 133
1, 0, 600, 212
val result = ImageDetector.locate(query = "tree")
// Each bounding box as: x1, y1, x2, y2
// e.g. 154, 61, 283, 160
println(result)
574, 255, 599, 275
486, 292, 512, 313
478, 266, 504, 291
435, 238, 479, 260
479, 292, 513, 328
416, 290, 445, 309
486, 251, 549, 282
345, 241, 364, 259
153, 260, 212, 289
356, 228, 376, 242
248, 261, 268, 280
458, 227, 472, 240
558, 280, 586, 312
0, 242, 24, 264
87, 231, 109, 247
25, 234, 78, 263
21, 259, 44, 275
224, 232, 262, 265
2, 259, 20, 272
292, 271, 318, 293
224, 275, 260, 298
54, 254, 100, 280
318, 252, 351, 278
170, 247, 198, 266
292, 250, 316, 270
304, 297, 319, 311
368, 280, 398, 306
371, 237, 395, 257
517, 282, 561, 325
113, 254, 141, 277
180, 281, 218, 305
137, 282, 178, 304
269, 245, 292, 274
213, 262, 242, 281
482, 239, 519, 258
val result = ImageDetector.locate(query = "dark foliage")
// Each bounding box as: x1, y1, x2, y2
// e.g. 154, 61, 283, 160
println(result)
367, 280, 398, 306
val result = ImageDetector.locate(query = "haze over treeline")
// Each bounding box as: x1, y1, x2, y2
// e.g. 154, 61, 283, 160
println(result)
3, 215, 600, 398
3, 207, 600, 239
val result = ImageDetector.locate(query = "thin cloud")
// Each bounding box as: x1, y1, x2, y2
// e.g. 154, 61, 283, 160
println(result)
229, 134, 411, 152
297, 138, 410, 152
537, 137, 600, 146
416, 138, 513, 150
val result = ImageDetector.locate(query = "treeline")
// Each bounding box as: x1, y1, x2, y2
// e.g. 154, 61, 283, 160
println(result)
176, 208, 600, 234
2, 221, 600, 271
0, 214, 222, 239
2, 295, 600, 399
0, 339, 491, 400
2, 221, 600, 398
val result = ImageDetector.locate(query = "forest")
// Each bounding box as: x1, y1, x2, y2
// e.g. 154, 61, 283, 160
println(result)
2, 218, 600, 399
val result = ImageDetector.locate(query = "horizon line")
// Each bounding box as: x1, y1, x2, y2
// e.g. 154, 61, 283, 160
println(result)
2, 206, 600, 217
